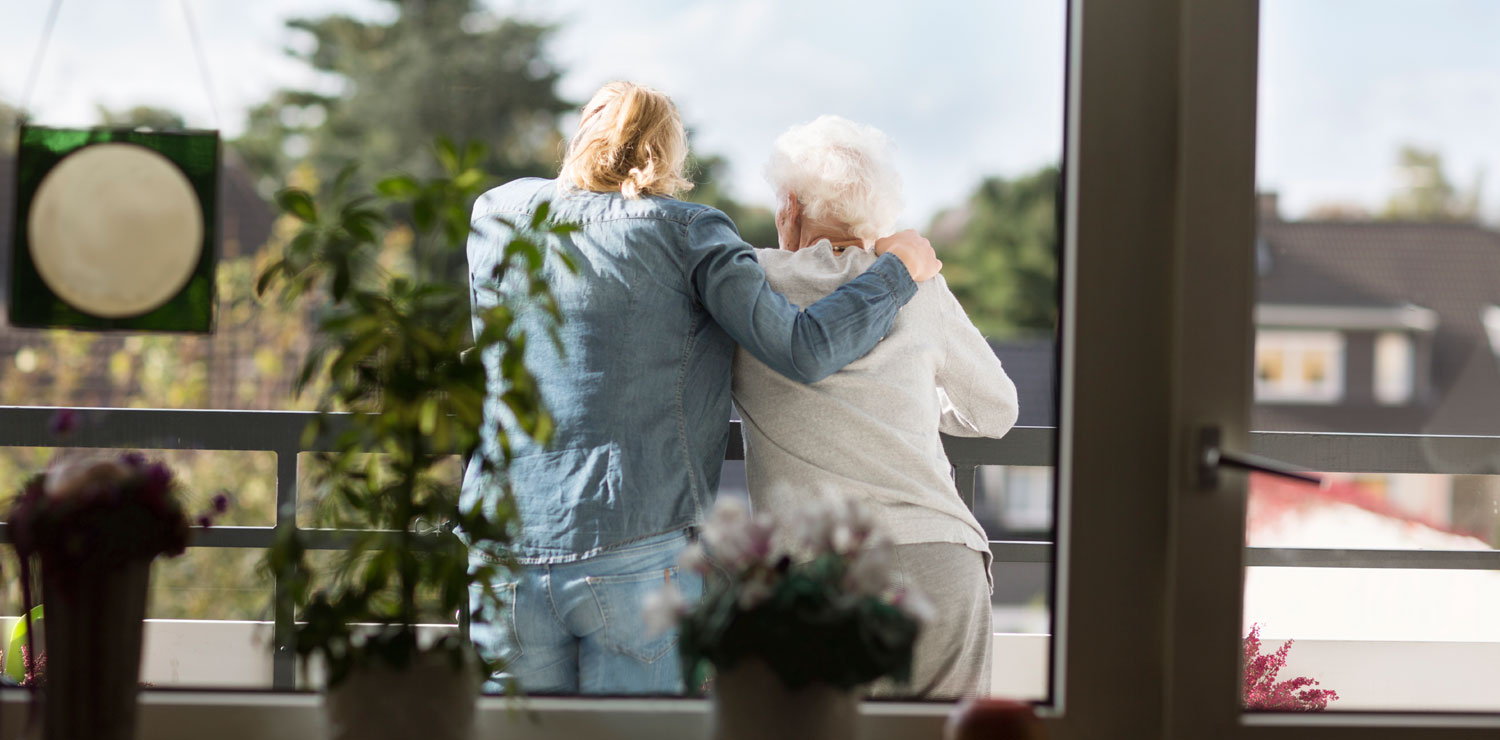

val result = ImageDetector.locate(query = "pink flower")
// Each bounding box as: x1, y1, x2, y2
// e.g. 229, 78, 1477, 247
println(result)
47, 410, 78, 437
701, 497, 777, 570
642, 583, 688, 636
1243, 624, 1339, 711
677, 543, 710, 575
845, 533, 895, 595
44, 457, 129, 500
737, 572, 776, 610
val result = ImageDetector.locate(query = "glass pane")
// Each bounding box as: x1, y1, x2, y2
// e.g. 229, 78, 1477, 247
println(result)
1, 0, 1065, 698
1248, 0, 1500, 712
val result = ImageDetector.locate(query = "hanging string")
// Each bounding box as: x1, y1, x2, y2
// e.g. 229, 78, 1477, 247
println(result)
178, 0, 223, 128
16, 0, 66, 125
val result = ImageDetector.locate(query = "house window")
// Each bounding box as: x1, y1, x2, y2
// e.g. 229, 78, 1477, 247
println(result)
1253, 329, 1345, 403
997, 466, 1055, 532
1373, 331, 1415, 405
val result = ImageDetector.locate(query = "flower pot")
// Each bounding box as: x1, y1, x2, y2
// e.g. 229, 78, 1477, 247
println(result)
324, 650, 481, 740
710, 657, 859, 740
39, 558, 151, 740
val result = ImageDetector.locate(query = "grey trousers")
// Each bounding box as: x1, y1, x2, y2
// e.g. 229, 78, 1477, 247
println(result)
869, 542, 993, 699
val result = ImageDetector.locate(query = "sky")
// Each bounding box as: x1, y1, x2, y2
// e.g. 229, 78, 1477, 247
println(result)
4, 0, 1500, 224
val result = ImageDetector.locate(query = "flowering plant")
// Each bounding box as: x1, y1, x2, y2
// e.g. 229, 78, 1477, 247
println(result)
8, 452, 225, 568
1243, 623, 1339, 711
648, 496, 930, 693
5, 446, 227, 687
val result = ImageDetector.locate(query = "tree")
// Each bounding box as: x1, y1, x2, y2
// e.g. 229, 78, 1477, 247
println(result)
685, 151, 778, 248
236, 0, 570, 202
97, 105, 186, 131
1381, 145, 1481, 222
930, 166, 1060, 338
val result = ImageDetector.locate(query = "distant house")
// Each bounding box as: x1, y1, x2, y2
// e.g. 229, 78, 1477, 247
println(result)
1255, 196, 1500, 436
984, 199, 1500, 543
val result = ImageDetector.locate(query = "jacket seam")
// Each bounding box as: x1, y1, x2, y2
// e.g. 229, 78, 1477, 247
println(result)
474, 208, 706, 228
675, 310, 703, 519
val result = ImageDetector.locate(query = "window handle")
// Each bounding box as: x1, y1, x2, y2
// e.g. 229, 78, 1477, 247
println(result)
1198, 426, 1322, 489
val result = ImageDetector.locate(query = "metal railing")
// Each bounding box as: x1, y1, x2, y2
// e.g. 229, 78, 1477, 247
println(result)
5, 406, 1500, 687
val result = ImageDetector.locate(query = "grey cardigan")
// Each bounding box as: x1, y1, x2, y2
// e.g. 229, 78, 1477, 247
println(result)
732, 241, 1020, 569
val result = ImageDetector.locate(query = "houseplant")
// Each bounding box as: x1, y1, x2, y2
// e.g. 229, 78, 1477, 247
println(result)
257, 139, 572, 740
647, 496, 930, 740
7, 448, 225, 740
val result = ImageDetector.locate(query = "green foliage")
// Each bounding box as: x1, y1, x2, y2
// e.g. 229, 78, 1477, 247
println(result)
236, 0, 569, 203
685, 151, 778, 248
1381, 145, 1481, 222
931, 166, 1060, 338
5, 605, 42, 683
96, 105, 187, 131
258, 139, 572, 688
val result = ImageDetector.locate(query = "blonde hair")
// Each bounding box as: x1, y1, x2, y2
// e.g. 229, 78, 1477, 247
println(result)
559, 81, 693, 199
764, 115, 903, 243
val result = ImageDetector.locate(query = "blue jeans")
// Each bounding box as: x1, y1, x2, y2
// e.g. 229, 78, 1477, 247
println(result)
470, 529, 702, 695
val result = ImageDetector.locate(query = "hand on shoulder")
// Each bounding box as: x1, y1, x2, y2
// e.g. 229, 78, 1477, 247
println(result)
872, 229, 942, 282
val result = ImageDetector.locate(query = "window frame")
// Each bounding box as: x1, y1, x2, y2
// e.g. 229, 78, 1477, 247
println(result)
1167, 0, 1500, 737
0, 0, 1339, 736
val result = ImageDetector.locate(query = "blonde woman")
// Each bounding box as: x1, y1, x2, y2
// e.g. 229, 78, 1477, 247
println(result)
463, 83, 941, 695
733, 115, 1019, 698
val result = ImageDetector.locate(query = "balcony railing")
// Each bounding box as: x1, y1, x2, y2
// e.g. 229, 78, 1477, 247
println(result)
4, 406, 1500, 689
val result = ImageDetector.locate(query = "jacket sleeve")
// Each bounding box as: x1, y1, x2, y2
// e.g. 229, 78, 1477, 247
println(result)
684, 208, 917, 384
933, 277, 1020, 438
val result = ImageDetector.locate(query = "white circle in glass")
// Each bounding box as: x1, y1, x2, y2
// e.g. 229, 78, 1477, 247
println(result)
27, 142, 204, 319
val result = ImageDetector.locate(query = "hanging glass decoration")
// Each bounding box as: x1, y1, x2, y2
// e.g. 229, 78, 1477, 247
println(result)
9, 125, 218, 332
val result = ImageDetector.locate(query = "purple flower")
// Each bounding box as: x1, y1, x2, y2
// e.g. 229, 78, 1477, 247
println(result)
48, 410, 78, 437
211, 492, 230, 514
195, 514, 213, 529
141, 462, 172, 495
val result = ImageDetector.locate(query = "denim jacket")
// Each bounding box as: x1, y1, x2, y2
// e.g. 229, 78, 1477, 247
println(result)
462, 178, 917, 562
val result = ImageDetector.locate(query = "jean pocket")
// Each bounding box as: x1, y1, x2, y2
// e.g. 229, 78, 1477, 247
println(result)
586, 568, 686, 664
472, 580, 524, 661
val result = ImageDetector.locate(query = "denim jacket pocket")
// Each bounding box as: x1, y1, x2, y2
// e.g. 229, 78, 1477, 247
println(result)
586, 568, 684, 664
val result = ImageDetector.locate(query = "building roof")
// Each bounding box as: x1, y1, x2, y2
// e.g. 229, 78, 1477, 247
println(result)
1256, 219, 1500, 435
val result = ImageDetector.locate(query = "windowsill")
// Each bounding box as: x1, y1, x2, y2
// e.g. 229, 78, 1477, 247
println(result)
0, 691, 955, 740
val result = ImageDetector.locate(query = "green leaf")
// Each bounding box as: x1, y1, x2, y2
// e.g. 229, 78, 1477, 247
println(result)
413, 198, 436, 232
276, 188, 318, 223
332, 266, 351, 303
434, 136, 459, 174
7, 605, 42, 682
451, 169, 484, 191
256, 260, 286, 297
462, 140, 486, 170
530, 201, 551, 230
333, 164, 359, 195
376, 176, 420, 199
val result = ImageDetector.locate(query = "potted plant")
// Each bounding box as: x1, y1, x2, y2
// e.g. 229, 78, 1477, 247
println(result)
256, 139, 572, 740
6, 445, 226, 740
647, 496, 931, 740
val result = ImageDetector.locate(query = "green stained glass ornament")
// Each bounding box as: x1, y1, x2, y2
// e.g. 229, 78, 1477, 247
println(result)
9, 125, 218, 332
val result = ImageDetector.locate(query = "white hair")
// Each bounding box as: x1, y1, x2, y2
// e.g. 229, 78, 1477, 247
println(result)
764, 115, 903, 243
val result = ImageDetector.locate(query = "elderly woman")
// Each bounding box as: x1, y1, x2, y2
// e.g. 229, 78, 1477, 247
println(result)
732, 115, 1019, 699
463, 84, 941, 696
